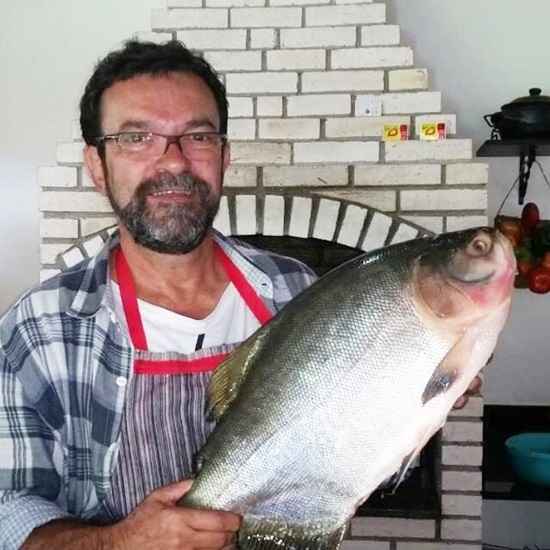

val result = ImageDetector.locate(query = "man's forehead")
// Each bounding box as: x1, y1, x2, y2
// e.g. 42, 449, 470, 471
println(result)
100, 72, 220, 129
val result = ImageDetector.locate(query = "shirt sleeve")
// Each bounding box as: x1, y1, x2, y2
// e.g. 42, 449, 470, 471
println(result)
0, 347, 71, 549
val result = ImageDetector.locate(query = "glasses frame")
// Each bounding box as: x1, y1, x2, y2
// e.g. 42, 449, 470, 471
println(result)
95, 131, 227, 159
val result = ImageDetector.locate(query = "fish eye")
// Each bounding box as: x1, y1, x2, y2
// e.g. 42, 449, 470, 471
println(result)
467, 233, 493, 257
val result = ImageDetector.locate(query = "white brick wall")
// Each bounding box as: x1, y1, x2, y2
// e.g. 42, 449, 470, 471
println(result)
281, 26, 356, 48
325, 116, 409, 137
294, 141, 379, 163
287, 94, 351, 116
443, 421, 483, 443
442, 471, 482, 492
351, 517, 436, 539
39, 167, 78, 188
305, 4, 386, 26
226, 72, 298, 94
40, 218, 78, 239
224, 166, 258, 186
302, 71, 384, 93
152, 9, 228, 29
354, 164, 441, 185
256, 96, 283, 116
41, 192, 112, 213
205, 50, 262, 71
388, 68, 429, 91
442, 494, 482, 516
231, 142, 291, 164
332, 47, 413, 69
267, 49, 326, 70
259, 118, 320, 140
230, 7, 301, 27
441, 519, 482, 541
401, 188, 486, 212
250, 28, 276, 48
361, 24, 399, 45
385, 139, 472, 162
263, 165, 347, 186
442, 445, 483, 466
381, 91, 441, 114
177, 29, 246, 49
228, 118, 256, 139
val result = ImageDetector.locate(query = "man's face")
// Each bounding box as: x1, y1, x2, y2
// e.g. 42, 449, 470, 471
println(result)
85, 72, 229, 254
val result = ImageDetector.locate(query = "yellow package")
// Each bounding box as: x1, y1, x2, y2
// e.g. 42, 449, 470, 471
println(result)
383, 124, 409, 141
420, 122, 446, 140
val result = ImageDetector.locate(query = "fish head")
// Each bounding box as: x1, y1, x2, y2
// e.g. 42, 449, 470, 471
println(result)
412, 227, 516, 331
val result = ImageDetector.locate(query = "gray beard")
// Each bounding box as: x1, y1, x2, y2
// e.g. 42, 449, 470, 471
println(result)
107, 171, 220, 254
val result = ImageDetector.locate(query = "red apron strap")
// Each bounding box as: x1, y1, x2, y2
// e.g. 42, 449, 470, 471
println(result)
134, 353, 230, 375
213, 241, 273, 325
114, 247, 148, 350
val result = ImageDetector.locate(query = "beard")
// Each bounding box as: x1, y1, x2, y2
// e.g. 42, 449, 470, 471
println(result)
106, 171, 221, 255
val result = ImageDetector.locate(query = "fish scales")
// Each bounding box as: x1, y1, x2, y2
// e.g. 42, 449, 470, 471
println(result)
180, 228, 515, 550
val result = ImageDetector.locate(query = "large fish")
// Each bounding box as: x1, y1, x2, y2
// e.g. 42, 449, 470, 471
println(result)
179, 227, 515, 550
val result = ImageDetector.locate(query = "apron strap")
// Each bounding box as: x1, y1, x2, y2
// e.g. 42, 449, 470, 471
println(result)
115, 247, 148, 350
212, 241, 273, 325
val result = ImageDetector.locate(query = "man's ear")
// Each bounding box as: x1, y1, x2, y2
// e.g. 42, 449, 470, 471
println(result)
84, 145, 107, 195
222, 141, 231, 175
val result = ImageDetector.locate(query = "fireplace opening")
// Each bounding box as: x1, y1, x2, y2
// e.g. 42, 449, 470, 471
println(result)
238, 234, 441, 519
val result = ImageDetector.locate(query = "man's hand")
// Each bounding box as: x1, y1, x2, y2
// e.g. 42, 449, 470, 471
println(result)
111, 479, 241, 550
23, 479, 240, 550
452, 375, 482, 410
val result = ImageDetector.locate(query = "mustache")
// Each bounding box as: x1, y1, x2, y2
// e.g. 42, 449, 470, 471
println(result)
138, 172, 207, 196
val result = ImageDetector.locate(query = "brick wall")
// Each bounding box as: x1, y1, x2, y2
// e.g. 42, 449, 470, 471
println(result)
39, 1, 486, 547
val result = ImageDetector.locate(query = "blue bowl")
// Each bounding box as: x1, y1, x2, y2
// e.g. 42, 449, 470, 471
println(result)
505, 433, 550, 488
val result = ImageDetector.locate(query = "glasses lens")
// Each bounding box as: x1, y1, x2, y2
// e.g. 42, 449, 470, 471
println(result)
181, 133, 223, 159
117, 133, 158, 154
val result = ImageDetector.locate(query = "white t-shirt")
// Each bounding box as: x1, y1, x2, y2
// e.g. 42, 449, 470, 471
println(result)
110, 280, 261, 353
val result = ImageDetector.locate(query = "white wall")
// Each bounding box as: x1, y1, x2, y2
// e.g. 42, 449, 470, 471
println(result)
2, 1, 550, 404
0, 0, 162, 311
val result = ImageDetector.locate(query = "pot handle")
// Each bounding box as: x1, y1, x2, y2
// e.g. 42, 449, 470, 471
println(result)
484, 114, 495, 128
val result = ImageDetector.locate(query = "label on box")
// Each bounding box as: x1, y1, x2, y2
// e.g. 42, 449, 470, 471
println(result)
383, 124, 409, 141
420, 122, 446, 140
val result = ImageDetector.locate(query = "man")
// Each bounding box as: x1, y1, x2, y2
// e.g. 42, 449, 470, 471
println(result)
0, 40, 479, 550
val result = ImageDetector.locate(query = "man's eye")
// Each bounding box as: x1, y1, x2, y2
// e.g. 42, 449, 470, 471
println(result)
122, 133, 151, 145
191, 133, 212, 143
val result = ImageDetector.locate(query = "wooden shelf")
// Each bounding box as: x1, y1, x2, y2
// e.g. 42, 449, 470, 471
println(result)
477, 139, 550, 157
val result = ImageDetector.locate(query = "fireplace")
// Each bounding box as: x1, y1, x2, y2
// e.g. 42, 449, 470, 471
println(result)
38, 0, 487, 546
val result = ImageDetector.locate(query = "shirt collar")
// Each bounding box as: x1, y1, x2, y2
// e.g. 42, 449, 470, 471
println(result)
63, 229, 274, 319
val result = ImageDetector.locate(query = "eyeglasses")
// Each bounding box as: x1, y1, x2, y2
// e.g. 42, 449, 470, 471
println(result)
95, 131, 227, 160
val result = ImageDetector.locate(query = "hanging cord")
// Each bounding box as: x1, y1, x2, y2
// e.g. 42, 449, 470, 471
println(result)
495, 175, 520, 218
534, 160, 550, 190
495, 161, 550, 219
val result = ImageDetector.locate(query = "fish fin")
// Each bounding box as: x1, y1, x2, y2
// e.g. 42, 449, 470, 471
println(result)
238, 518, 347, 550
390, 449, 418, 494
209, 335, 261, 420
422, 353, 462, 405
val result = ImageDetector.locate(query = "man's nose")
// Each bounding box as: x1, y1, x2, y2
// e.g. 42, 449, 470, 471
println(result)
156, 140, 191, 171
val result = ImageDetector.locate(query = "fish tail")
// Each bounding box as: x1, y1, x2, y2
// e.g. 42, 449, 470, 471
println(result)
237, 518, 347, 550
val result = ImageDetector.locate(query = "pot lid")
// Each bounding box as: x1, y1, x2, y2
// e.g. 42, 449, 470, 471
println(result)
502, 88, 550, 110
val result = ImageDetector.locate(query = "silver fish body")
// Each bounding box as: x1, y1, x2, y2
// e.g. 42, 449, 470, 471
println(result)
180, 227, 515, 550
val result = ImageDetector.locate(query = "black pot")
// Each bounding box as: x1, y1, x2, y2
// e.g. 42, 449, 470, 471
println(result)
484, 88, 550, 140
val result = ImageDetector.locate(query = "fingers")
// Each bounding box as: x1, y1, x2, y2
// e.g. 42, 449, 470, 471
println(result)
150, 479, 194, 504
190, 529, 237, 549
467, 375, 482, 394
181, 507, 242, 533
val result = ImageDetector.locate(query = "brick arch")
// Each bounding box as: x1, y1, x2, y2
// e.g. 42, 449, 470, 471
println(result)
57, 192, 433, 270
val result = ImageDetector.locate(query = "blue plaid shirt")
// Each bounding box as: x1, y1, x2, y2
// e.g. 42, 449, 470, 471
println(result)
0, 231, 316, 549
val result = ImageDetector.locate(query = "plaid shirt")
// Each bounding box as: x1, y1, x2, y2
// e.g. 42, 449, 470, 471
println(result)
0, 231, 316, 549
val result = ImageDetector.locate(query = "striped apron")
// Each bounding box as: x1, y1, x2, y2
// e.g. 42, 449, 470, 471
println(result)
97, 243, 272, 522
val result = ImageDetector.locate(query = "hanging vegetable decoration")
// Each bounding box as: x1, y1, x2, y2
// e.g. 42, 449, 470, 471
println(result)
496, 202, 550, 293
